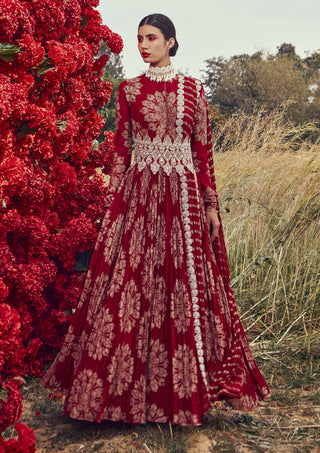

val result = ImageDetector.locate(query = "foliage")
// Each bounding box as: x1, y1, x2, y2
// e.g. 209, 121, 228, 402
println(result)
0, 0, 122, 445
202, 43, 320, 126
99, 52, 125, 133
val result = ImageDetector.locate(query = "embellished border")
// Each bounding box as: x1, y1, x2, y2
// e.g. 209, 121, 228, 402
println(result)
179, 174, 208, 388
177, 76, 208, 389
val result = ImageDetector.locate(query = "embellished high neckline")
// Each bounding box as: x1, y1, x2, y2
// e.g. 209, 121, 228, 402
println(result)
145, 64, 177, 82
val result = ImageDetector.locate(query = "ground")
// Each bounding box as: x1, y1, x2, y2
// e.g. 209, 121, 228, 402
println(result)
17, 339, 320, 453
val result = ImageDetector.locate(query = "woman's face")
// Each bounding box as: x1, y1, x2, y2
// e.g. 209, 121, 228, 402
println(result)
137, 24, 174, 67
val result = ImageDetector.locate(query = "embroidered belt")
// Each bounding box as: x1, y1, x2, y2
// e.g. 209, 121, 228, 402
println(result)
133, 135, 195, 176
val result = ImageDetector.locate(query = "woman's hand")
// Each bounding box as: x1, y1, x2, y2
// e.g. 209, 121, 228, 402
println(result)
206, 209, 220, 241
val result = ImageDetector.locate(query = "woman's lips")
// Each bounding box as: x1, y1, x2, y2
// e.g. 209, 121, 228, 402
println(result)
142, 53, 150, 58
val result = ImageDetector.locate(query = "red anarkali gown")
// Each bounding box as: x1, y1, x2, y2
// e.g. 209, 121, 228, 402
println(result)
41, 65, 270, 426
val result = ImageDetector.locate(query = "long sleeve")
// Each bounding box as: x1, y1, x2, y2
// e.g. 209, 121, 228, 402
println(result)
105, 81, 132, 207
191, 83, 219, 212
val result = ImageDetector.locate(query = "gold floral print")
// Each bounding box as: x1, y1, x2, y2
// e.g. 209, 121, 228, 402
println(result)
141, 245, 155, 301
150, 275, 166, 330
141, 91, 176, 138
103, 213, 124, 255
85, 273, 109, 325
130, 375, 146, 422
170, 215, 184, 269
67, 369, 104, 421
173, 410, 200, 426
86, 307, 114, 361
147, 339, 168, 392
170, 280, 192, 333
136, 313, 149, 363
56, 325, 75, 364
108, 155, 130, 194
147, 403, 166, 422
124, 78, 142, 103
172, 345, 198, 399
169, 171, 179, 205
101, 405, 123, 422
107, 343, 134, 396
108, 250, 126, 297
192, 89, 208, 146
154, 213, 166, 267
118, 279, 141, 333
71, 330, 88, 370
139, 168, 152, 206
128, 215, 145, 269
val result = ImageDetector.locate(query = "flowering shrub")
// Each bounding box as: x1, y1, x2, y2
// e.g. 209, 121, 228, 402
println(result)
0, 0, 122, 445
0, 422, 36, 453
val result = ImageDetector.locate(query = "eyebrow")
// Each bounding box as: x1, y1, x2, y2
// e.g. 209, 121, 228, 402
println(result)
137, 33, 157, 38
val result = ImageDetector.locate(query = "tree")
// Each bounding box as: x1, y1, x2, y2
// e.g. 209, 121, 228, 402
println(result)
0, 0, 122, 443
202, 46, 312, 123
99, 51, 125, 132
277, 42, 297, 58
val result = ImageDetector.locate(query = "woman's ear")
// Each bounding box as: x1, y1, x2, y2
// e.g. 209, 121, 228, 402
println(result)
167, 37, 175, 50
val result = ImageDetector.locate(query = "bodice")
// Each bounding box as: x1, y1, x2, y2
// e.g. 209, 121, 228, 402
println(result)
116, 73, 202, 176
111, 70, 219, 212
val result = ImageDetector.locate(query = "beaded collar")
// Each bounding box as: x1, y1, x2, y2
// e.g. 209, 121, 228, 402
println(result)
145, 64, 177, 82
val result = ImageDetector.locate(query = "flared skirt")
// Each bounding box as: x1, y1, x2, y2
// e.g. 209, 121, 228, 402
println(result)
41, 164, 270, 426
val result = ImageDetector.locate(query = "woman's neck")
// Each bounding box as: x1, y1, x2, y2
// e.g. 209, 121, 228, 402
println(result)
145, 63, 177, 82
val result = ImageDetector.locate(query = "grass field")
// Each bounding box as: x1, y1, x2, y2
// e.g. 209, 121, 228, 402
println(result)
17, 109, 320, 452
213, 109, 320, 349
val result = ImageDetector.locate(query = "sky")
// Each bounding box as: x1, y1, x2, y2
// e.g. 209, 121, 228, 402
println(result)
97, 0, 320, 80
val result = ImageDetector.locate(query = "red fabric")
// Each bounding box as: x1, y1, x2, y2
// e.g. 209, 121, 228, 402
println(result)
41, 73, 270, 426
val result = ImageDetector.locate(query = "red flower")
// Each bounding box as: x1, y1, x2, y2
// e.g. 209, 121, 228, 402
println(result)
51, 161, 77, 193
0, 0, 35, 42
17, 33, 45, 68
48, 392, 63, 401
0, 0, 122, 441
0, 156, 29, 197
0, 421, 36, 452
101, 26, 123, 54
0, 279, 9, 303
93, 54, 109, 74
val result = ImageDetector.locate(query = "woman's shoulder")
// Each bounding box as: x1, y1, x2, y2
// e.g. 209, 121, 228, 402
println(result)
178, 73, 204, 96
119, 75, 144, 88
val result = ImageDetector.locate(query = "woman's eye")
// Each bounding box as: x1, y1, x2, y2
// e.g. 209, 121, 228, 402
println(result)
149, 36, 156, 41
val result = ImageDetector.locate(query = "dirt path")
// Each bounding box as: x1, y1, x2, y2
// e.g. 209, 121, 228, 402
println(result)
19, 383, 320, 452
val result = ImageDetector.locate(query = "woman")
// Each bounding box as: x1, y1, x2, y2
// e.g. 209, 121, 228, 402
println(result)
42, 13, 270, 426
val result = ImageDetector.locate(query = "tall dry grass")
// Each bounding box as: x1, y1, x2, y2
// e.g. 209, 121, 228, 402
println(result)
212, 109, 320, 350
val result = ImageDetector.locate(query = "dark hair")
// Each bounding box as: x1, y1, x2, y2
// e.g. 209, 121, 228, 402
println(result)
139, 13, 179, 57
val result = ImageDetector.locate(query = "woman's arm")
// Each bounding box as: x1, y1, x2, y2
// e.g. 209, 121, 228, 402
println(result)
191, 82, 220, 240
105, 81, 132, 207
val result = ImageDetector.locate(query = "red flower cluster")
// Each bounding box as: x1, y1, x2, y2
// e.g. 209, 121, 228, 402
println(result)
0, 422, 36, 453
0, 0, 122, 445
0, 304, 24, 434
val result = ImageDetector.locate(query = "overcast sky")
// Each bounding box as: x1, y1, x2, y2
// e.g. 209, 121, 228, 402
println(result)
97, 0, 320, 79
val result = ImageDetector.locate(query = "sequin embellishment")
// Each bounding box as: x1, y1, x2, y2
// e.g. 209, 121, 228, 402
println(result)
177, 76, 208, 388
133, 135, 194, 176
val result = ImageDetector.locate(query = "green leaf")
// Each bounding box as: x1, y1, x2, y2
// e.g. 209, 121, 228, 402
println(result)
56, 120, 68, 132
0, 42, 20, 55
0, 43, 20, 61
36, 57, 54, 75
80, 16, 87, 29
